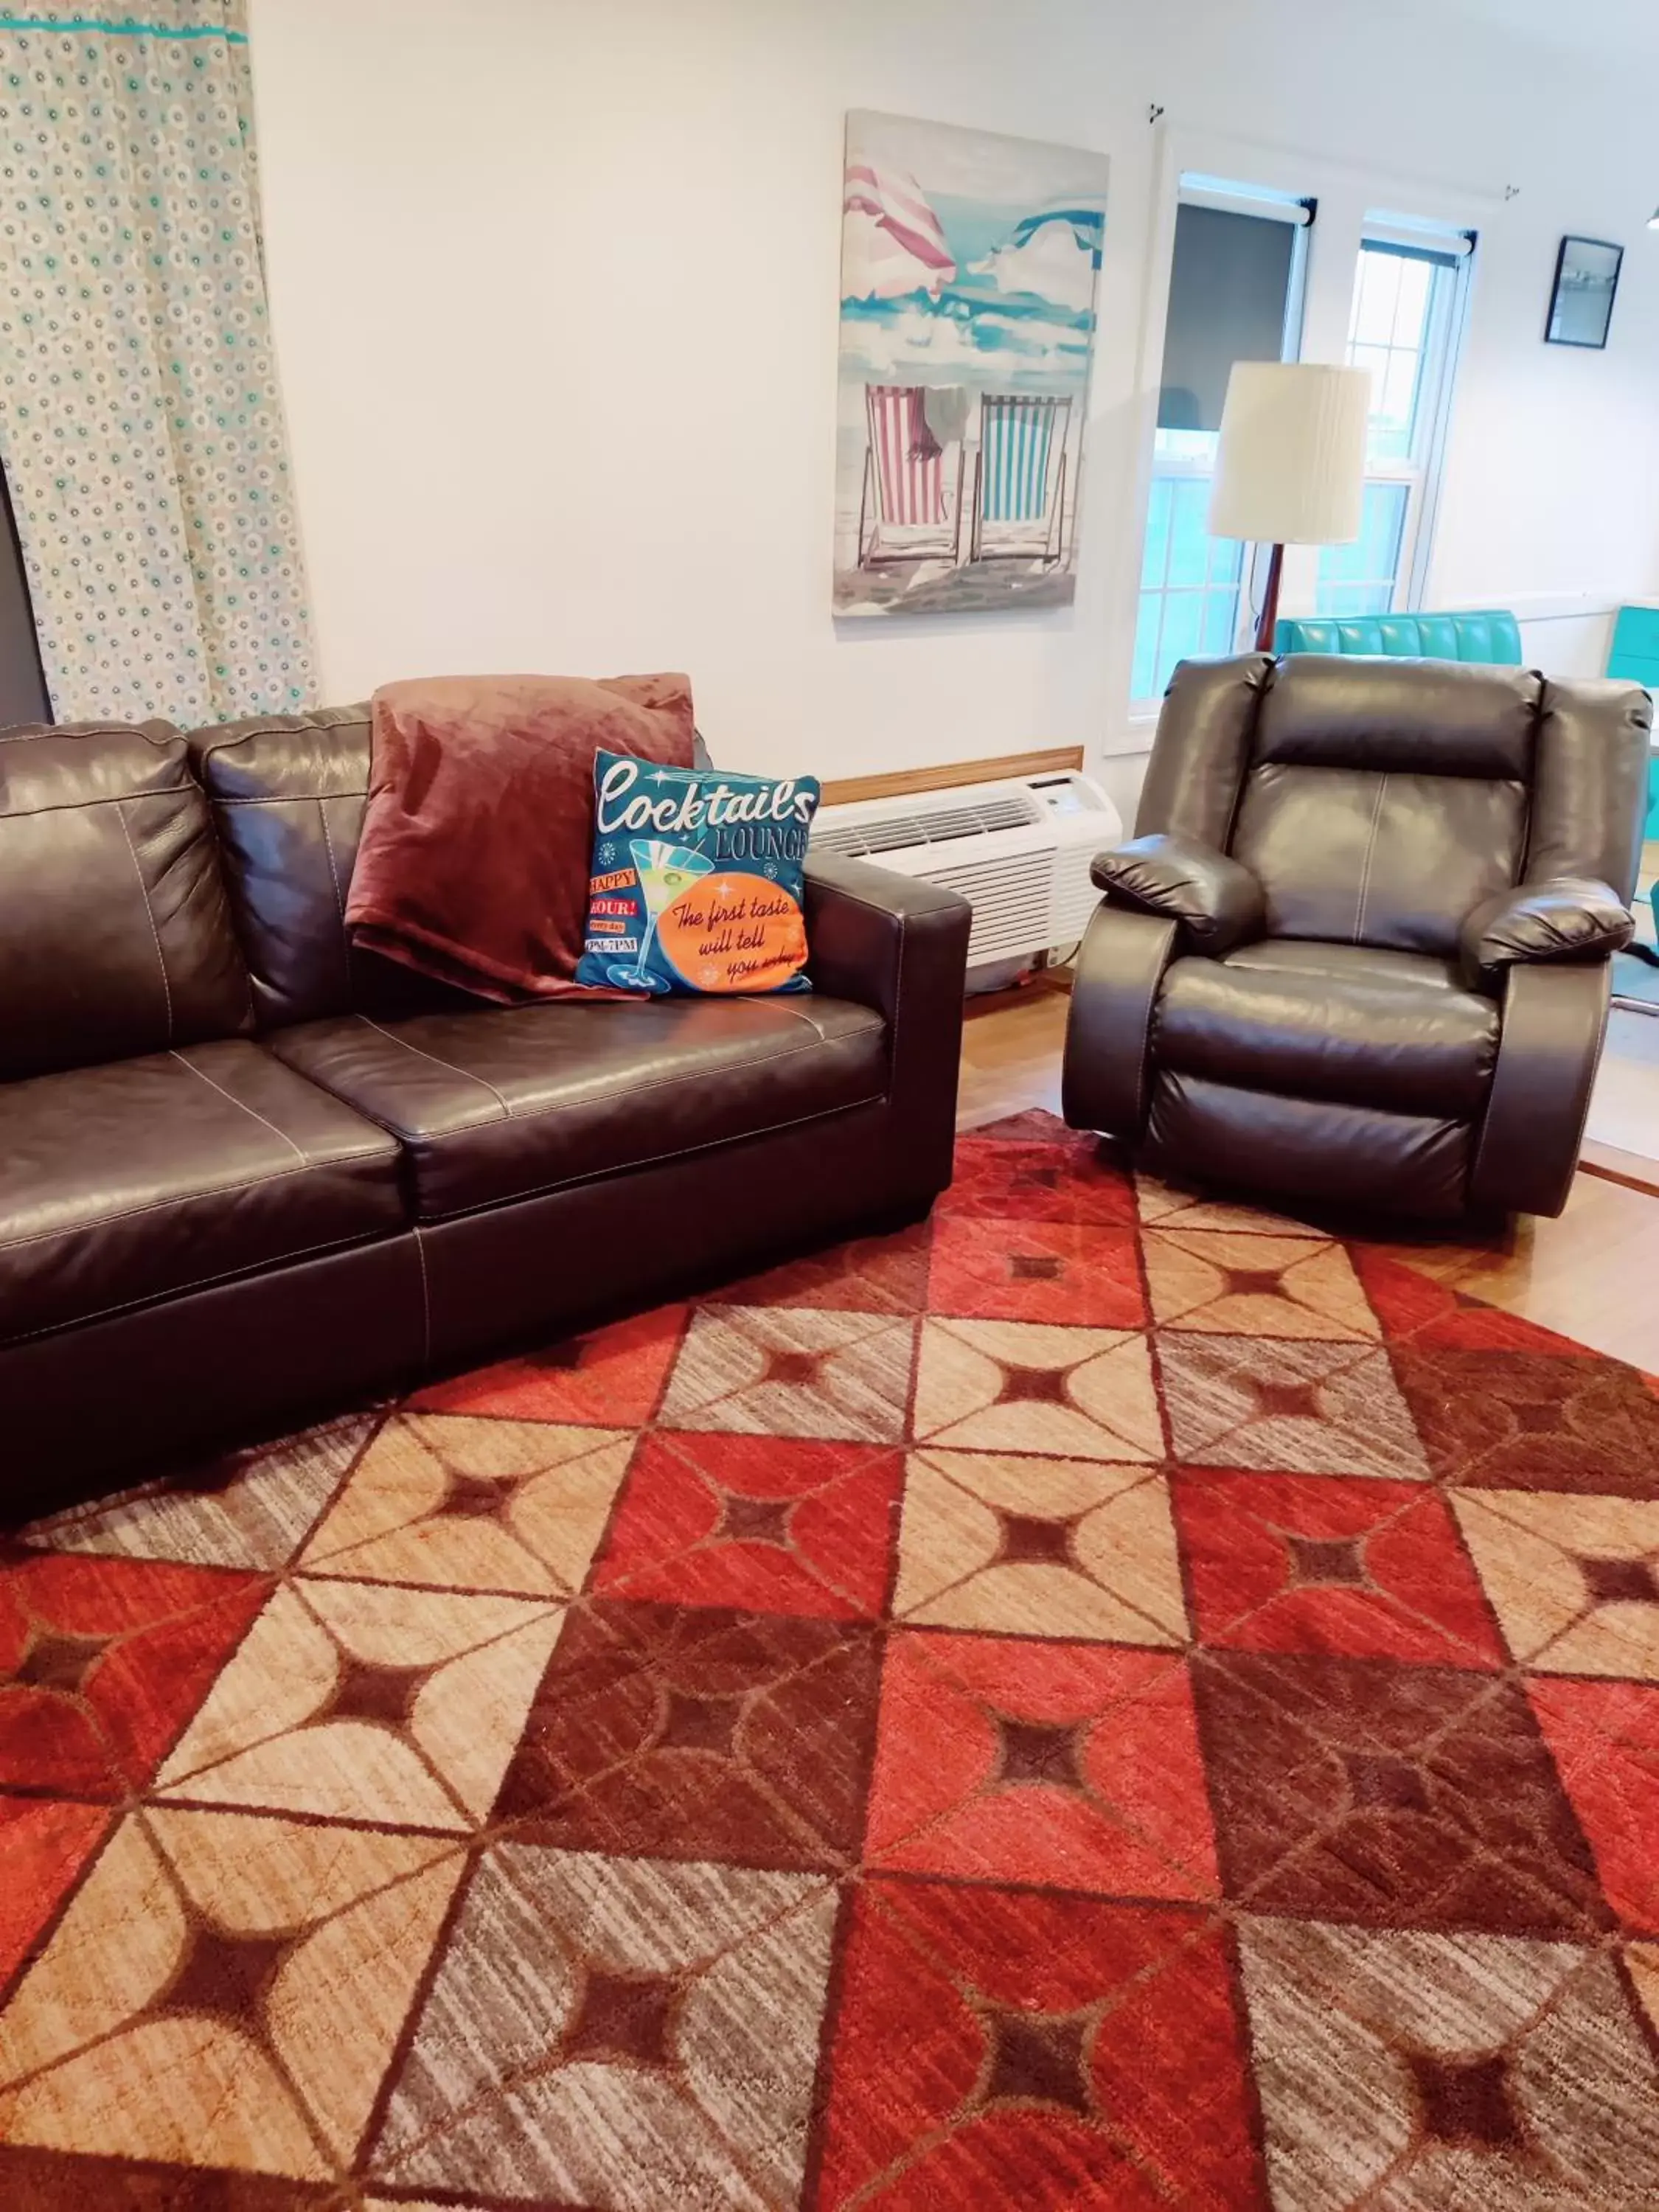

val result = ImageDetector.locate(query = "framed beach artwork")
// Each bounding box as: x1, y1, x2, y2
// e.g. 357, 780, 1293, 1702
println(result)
834, 111, 1109, 617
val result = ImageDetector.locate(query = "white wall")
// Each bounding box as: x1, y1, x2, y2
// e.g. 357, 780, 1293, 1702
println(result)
249, 0, 1659, 785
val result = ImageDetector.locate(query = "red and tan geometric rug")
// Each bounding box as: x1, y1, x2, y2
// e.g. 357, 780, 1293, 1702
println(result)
4, 1110, 1659, 2209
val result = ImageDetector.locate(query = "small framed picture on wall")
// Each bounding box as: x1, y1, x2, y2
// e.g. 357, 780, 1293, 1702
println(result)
1545, 234, 1624, 348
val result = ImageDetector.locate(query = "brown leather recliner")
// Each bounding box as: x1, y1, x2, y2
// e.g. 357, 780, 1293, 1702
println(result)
1062, 654, 1650, 1219
0, 709, 970, 1514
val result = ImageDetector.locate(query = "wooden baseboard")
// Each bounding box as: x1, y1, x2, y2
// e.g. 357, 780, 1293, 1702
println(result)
820, 745, 1083, 808
1579, 1141, 1659, 1198
961, 967, 1074, 1020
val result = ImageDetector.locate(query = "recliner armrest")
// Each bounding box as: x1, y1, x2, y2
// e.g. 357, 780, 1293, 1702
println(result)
1459, 877, 1632, 991
1090, 832, 1265, 956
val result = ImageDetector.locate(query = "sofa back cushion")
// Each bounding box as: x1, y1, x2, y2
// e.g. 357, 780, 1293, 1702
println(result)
1231, 765, 1528, 956
1250, 655, 1538, 779
188, 706, 474, 1029
1226, 657, 1534, 956
0, 721, 251, 1078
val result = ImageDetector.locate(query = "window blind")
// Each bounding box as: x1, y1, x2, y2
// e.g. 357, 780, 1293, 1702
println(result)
1158, 203, 1298, 434
1360, 234, 1472, 270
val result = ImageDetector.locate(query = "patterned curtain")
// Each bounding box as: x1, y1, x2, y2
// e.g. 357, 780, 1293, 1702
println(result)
0, 1, 316, 725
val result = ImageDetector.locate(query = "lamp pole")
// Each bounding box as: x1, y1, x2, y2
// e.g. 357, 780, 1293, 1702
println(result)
1254, 541, 1285, 655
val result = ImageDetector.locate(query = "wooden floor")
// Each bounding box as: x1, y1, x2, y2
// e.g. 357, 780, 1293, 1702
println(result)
959, 989, 1659, 1372
1590, 844, 1659, 1173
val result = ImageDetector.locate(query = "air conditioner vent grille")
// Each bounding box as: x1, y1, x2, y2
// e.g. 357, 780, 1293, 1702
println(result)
810, 789, 1040, 860
805, 769, 1120, 974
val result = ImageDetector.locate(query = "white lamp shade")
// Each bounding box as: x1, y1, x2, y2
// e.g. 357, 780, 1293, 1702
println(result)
1208, 361, 1371, 545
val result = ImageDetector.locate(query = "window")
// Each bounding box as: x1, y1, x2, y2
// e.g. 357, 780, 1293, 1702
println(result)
1316, 229, 1471, 618
1131, 455, 1244, 702
1132, 185, 1309, 706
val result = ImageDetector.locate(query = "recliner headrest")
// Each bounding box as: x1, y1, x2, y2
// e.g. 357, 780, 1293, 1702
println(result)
1253, 655, 1541, 779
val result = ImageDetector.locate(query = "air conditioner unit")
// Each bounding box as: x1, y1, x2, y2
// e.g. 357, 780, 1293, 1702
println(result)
810, 771, 1124, 974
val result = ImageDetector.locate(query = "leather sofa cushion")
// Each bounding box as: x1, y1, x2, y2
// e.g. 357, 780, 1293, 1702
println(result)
191, 703, 487, 1031
1251, 655, 1539, 778
1147, 1069, 1471, 1220
0, 723, 250, 1079
187, 706, 480, 1029
267, 994, 889, 1220
0, 1041, 405, 1343
1155, 939, 1500, 1116
188, 706, 374, 1029
1230, 763, 1526, 956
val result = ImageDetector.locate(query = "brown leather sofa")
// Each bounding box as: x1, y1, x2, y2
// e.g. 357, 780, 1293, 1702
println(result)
1063, 654, 1649, 1220
0, 708, 970, 1513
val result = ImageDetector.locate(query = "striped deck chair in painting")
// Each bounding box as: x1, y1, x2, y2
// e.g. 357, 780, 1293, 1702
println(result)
858, 383, 965, 567
971, 394, 1071, 566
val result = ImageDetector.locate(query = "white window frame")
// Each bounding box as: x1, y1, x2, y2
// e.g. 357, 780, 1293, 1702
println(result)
1130, 179, 1311, 714
1323, 224, 1473, 618
1133, 449, 1248, 703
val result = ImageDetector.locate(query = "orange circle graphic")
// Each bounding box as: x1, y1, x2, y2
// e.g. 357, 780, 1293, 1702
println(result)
656, 871, 807, 993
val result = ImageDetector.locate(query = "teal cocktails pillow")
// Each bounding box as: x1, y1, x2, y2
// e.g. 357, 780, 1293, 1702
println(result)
575, 750, 821, 995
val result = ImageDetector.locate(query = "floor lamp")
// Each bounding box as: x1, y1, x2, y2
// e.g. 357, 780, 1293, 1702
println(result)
1208, 362, 1371, 653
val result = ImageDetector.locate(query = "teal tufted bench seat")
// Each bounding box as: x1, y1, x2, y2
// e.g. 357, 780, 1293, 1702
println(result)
1605, 605, 1659, 849
1276, 609, 1523, 663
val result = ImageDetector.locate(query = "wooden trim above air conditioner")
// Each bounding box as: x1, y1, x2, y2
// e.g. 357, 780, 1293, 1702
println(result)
819, 745, 1085, 808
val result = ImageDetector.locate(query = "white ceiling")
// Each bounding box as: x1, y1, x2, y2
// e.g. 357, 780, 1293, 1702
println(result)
1432, 0, 1659, 62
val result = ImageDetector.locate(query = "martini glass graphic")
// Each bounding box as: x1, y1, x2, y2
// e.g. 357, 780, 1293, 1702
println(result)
613, 838, 715, 987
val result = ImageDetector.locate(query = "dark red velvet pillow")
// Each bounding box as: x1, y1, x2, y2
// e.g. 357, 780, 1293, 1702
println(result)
346, 671, 695, 1002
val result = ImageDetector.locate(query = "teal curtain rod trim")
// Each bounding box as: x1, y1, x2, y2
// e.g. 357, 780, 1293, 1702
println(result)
0, 15, 247, 38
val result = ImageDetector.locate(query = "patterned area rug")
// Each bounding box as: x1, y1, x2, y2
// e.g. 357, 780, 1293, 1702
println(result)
4, 1110, 1659, 2209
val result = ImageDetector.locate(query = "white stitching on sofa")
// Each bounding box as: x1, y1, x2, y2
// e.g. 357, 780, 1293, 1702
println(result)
316, 799, 356, 1000
807, 883, 954, 925
412, 1224, 432, 1368
0, 1153, 390, 1255
553, 1029, 883, 1113
0, 785, 192, 819
1353, 776, 1388, 945
336, 1019, 886, 1142
0, 723, 142, 745
318, 800, 348, 925
355, 1016, 513, 1119
170, 1051, 310, 1166
1131, 928, 1175, 1128
0, 1226, 392, 1347
1470, 967, 1607, 1200
209, 792, 366, 805
192, 711, 369, 768
425, 1091, 890, 1221
765, 1000, 835, 1043
114, 799, 174, 1041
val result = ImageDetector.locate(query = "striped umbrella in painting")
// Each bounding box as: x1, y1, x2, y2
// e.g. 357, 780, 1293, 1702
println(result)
981, 396, 1060, 524
843, 164, 956, 299
868, 386, 946, 528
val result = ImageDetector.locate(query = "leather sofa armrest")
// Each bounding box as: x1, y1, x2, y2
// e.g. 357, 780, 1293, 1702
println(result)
1459, 877, 1632, 992
803, 852, 972, 1023
803, 852, 973, 1207
1090, 832, 1265, 956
